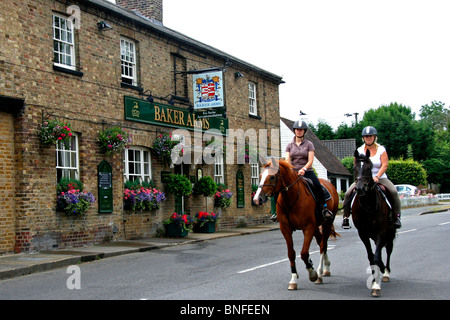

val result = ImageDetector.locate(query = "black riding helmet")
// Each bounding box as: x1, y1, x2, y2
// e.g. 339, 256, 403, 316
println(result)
293, 120, 308, 132
361, 126, 377, 136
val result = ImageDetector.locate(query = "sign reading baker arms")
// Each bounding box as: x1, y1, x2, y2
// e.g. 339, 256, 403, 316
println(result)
124, 96, 228, 135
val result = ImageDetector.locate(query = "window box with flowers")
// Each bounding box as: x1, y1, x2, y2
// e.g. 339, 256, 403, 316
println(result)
39, 119, 73, 147
123, 180, 167, 212
98, 126, 132, 155
163, 212, 195, 237
152, 132, 181, 166
214, 184, 233, 208
193, 211, 220, 233
56, 178, 95, 216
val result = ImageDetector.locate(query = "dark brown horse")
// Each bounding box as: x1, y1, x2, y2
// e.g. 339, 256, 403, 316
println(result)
253, 157, 339, 290
351, 149, 396, 297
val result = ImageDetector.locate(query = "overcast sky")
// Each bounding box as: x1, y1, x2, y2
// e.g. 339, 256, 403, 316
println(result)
110, 0, 450, 129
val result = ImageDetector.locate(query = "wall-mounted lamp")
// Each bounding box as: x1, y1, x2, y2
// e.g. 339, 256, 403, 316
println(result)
146, 95, 154, 103
235, 72, 244, 78
97, 21, 113, 31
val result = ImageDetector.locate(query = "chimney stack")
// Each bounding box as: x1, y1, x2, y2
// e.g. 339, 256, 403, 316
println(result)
116, 0, 163, 24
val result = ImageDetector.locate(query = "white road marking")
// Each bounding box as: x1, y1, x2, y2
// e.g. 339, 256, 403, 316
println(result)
237, 246, 335, 274
438, 221, 450, 226
398, 228, 418, 234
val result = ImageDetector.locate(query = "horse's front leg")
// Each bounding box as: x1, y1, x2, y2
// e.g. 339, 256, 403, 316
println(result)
301, 228, 318, 282
281, 225, 298, 290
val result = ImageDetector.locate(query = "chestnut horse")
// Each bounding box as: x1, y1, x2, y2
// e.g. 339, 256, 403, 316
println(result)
253, 158, 339, 290
351, 149, 396, 297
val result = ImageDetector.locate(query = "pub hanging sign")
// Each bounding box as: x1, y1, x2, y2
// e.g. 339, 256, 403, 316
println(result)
192, 71, 225, 110
124, 96, 228, 135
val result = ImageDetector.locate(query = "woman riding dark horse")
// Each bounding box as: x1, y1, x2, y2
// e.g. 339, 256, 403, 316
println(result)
352, 149, 396, 297
342, 126, 401, 229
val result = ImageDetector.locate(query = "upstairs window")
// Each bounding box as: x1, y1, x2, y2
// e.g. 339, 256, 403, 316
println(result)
53, 14, 76, 70
249, 82, 257, 116
120, 38, 137, 86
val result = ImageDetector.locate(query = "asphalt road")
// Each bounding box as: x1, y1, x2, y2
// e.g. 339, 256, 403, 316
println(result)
1, 208, 449, 302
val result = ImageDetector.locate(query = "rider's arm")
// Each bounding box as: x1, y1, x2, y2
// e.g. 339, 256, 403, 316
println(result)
374, 150, 389, 182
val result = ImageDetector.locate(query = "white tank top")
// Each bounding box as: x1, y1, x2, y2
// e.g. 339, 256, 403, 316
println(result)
357, 145, 388, 179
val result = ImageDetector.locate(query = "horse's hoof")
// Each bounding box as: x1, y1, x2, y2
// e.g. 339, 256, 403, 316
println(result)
309, 271, 318, 282
315, 277, 323, 284
371, 289, 381, 297
322, 270, 331, 277
382, 276, 390, 282
288, 283, 297, 290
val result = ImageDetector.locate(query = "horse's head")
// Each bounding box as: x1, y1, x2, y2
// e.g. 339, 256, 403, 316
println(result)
353, 149, 374, 197
252, 156, 281, 205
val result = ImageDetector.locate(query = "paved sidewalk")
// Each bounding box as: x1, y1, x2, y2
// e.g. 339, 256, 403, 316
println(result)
0, 223, 279, 281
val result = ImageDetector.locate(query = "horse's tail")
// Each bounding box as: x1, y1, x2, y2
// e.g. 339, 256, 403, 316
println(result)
329, 223, 340, 238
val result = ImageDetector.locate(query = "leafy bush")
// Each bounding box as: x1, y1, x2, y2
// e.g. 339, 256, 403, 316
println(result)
386, 159, 427, 186
193, 176, 217, 197
166, 174, 192, 197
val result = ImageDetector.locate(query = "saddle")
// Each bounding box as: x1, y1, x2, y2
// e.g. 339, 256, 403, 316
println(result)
345, 183, 393, 210
302, 177, 332, 202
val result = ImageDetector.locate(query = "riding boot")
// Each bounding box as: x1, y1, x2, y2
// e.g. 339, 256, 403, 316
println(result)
393, 213, 402, 229
341, 200, 351, 228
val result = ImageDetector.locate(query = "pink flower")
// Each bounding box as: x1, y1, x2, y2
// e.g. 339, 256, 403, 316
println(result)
108, 144, 112, 148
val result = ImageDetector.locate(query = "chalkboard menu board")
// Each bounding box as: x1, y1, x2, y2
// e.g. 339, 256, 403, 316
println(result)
98, 160, 113, 213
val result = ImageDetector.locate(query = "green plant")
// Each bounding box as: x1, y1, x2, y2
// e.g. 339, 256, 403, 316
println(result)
98, 126, 131, 155
386, 158, 427, 186
57, 177, 84, 193
39, 119, 73, 146
193, 176, 217, 212
193, 176, 217, 197
166, 174, 192, 197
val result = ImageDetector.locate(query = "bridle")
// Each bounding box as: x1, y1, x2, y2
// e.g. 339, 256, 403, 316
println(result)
258, 167, 303, 197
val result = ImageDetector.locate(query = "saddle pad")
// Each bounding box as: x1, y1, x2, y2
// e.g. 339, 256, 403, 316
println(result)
322, 185, 332, 201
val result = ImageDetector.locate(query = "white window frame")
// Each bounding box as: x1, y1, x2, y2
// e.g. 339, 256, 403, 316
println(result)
124, 147, 152, 183
120, 38, 137, 86
53, 14, 76, 70
250, 163, 260, 186
214, 154, 224, 185
248, 82, 257, 116
56, 134, 79, 181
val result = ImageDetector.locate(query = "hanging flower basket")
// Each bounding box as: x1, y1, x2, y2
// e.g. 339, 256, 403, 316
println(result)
152, 133, 181, 165
39, 119, 73, 146
98, 126, 131, 155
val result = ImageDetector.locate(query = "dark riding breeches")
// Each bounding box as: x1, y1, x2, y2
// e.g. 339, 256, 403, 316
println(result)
304, 171, 325, 206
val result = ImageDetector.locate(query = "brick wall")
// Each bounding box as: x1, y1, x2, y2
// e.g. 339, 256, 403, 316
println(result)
0, 112, 15, 253
0, 0, 281, 252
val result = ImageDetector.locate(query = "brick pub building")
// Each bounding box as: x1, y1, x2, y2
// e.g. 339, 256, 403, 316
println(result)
0, 0, 283, 253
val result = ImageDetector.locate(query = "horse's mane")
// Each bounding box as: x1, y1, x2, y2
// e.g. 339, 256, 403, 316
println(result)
263, 159, 298, 180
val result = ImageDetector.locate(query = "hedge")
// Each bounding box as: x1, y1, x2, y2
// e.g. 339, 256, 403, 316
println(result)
385, 159, 427, 186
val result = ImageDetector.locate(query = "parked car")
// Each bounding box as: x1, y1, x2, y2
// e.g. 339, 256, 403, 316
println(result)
395, 184, 417, 197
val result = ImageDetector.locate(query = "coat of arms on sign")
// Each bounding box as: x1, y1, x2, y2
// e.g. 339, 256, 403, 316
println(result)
193, 71, 224, 109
